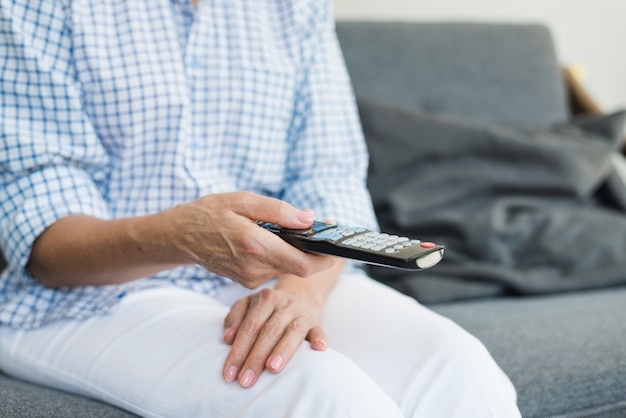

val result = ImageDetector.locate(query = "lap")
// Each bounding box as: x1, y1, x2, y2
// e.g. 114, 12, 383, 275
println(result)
0, 282, 402, 417
0, 271, 520, 417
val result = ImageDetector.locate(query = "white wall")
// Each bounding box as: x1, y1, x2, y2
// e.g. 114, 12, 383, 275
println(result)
335, 0, 626, 112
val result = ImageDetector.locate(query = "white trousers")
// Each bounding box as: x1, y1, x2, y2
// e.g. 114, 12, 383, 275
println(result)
0, 271, 520, 417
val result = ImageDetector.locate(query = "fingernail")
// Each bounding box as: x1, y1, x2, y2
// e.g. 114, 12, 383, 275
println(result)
269, 355, 284, 371
224, 365, 238, 383
312, 339, 327, 351
239, 369, 255, 388
297, 209, 314, 223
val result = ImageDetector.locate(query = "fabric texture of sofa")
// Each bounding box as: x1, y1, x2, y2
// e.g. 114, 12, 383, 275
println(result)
1, 21, 625, 418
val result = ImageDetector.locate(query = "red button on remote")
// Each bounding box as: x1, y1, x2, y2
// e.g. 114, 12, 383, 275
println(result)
420, 242, 436, 248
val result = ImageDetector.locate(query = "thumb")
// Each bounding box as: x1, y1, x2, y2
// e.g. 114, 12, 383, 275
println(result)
233, 192, 315, 229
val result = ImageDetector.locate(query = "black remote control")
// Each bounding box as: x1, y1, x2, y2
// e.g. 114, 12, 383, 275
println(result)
257, 221, 444, 270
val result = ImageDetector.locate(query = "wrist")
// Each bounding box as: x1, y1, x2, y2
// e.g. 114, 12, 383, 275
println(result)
130, 209, 193, 266
275, 278, 327, 314
274, 258, 344, 313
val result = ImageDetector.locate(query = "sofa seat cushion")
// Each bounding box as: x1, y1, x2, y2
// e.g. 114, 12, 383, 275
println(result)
0, 373, 136, 417
432, 286, 626, 418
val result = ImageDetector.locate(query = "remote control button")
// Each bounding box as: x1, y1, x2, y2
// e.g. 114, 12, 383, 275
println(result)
342, 230, 355, 236
372, 245, 385, 251
402, 241, 413, 247
312, 222, 336, 232
393, 244, 404, 250
411, 239, 421, 245
397, 237, 409, 242
384, 248, 395, 254
311, 232, 342, 241
420, 242, 436, 248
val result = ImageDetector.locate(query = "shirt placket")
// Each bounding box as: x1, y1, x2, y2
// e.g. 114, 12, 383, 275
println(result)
185, 28, 201, 154
171, 0, 201, 154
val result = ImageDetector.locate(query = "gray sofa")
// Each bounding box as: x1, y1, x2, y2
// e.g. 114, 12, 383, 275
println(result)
2, 22, 625, 418
337, 22, 626, 418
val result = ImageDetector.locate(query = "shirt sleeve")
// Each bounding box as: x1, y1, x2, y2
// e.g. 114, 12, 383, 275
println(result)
0, 0, 111, 272
281, 0, 379, 232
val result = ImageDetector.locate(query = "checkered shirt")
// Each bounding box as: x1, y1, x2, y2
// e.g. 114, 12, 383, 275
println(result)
0, 0, 377, 329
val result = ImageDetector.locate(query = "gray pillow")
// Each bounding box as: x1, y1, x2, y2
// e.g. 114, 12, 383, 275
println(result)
358, 98, 626, 303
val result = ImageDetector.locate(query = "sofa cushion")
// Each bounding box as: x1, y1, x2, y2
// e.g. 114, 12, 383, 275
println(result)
432, 286, 626, 418
0, 373, 136, 417
336, 22, 569, 129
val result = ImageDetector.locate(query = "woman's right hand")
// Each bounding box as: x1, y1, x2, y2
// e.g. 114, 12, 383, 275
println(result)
163, 191, 334, 289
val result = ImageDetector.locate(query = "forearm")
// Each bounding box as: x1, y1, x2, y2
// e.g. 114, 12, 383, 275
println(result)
27, 212, 186, 288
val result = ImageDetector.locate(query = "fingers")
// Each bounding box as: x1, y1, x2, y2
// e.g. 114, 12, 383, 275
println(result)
180, 191, 336, 288
228, 217, 334, 288
255, 234, 334, 281
231, 191, 315, 230
265, 321, 328, 375
222, 289, 326, 388
223, 289, 277, 386
263, 315, 309, 373
306, 326, 328, 352
223, 297, 249, 345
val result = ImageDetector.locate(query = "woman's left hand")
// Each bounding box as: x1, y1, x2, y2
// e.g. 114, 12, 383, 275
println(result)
221, 285, 328, 388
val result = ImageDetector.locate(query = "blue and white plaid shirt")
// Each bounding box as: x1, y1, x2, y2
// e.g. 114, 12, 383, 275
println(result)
0, 0, 377, 329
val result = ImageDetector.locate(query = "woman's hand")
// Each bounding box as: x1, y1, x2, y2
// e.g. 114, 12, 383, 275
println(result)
221, 257, 343, 388
221, 285, 328, 388
164, 191, 334, 289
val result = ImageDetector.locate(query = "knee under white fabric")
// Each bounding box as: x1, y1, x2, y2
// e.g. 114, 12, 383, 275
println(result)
0, 271, 520, 417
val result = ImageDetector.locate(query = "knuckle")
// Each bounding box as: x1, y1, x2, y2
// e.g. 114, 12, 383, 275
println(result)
233, 190, 253, 206
239, 319, 261, 337
238, 264, 257, 281
245, 353, 268, 370
293, 259, 313, 278
243, 280, 262, 290
286, 317, 307, 336
273, 198, 289, 219
258, 287, 275, 302
281, 297, 297, 313
262, 321, 284, 339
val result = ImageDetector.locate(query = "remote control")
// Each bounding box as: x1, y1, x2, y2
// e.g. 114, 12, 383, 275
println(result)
257, 221, 444, 270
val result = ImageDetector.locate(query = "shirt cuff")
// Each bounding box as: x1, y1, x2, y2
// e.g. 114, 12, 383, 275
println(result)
1, 165, 110, 272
